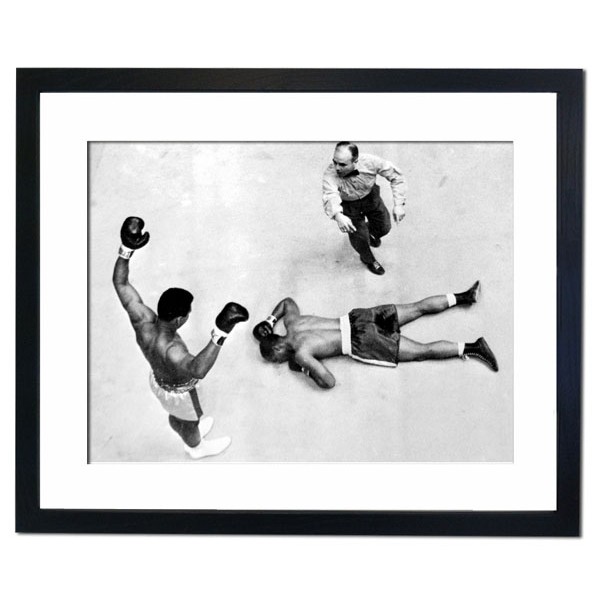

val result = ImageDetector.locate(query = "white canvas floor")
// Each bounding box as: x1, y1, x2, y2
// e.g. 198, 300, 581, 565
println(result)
89, 141, 513, 462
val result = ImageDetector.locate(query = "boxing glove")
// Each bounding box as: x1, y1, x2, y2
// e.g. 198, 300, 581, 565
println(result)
289, 358, 311, 379
211, 302, 249, 346
288, 358, 302, 372
252, 315, 278, 341
119, 217, 149, 259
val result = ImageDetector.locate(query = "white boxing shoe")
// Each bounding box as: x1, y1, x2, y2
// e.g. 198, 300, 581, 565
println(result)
185, 436, 232, 459
198, 416, 214, 438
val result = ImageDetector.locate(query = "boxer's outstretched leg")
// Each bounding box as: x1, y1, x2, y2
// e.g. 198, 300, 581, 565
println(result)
397, 335, 459, 362
395, 281, 480, 327
396, 295, 452, 327
397, 335, 499, 371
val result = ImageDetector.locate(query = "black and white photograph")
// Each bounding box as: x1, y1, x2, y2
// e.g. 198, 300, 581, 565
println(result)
90, 141, 513, 462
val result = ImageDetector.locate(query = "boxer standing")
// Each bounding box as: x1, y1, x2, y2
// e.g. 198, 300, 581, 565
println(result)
113, 217, 249, 458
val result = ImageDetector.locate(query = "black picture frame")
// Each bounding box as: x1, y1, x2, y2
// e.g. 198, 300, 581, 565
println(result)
16, 68, 583, 536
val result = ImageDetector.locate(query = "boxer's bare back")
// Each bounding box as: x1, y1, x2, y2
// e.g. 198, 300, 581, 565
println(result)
133, 317, 197, 385
283, 313, 343, 360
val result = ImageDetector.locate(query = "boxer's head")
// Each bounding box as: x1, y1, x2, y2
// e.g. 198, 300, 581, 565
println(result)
259, 333, 292, 363
158, 287, 194, 326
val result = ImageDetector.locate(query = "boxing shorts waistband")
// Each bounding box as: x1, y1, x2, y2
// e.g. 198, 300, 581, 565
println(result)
340, 314, 352, 356
151, 372, 199, 394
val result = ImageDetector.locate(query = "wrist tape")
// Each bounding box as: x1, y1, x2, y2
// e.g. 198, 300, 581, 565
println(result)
266, 315, 277, 327
211, 325, 229, 346
118, 245, 134, 259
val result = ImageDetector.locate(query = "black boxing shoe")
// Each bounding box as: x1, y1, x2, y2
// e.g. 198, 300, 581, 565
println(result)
462, 337, 498, 372
456, 280, 481, 305
369, 234, 382, 248
361, 258, 385, 276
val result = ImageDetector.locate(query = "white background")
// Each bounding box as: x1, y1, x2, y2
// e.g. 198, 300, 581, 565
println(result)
1, 1, 597, 599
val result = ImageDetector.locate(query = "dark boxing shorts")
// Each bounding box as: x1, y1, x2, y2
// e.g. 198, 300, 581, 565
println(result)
340, 304, 400, 367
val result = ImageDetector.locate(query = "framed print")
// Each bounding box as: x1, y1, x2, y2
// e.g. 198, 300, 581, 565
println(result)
16, 69, 583, 535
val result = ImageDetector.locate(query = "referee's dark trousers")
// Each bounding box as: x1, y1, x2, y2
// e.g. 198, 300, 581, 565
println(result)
340, 184, 392, 264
